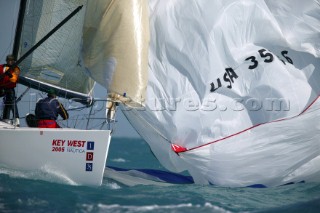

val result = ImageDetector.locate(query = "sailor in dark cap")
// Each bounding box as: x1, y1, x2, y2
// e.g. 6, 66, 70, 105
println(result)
35, 88, 69, 128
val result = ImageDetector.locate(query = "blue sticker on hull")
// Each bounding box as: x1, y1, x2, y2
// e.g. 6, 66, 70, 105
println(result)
86, 163, 93, 171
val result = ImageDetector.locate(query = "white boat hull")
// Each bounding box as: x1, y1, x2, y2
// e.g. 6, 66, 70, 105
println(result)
0, 122, 111, 186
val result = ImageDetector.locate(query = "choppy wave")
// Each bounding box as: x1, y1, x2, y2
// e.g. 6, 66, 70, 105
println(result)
1, 138, 320, 213
0, 165, 78, 186
95, 203, 231, 213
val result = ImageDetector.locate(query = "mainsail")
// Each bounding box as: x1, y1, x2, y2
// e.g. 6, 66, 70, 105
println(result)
16, 0, 94, 105
118, 0, 320, 187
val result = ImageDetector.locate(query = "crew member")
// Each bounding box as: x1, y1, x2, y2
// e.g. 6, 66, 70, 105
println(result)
0, 54, 20, 126
35, 89, 69, 128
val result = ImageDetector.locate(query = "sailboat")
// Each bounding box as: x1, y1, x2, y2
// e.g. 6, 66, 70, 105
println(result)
1, 0, 320, 187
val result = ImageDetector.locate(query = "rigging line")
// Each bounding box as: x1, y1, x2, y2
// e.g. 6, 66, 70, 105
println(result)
72, 114, 79, 128
300, 106, 320, 114
86, 100, 95, 129
100, 121, 107, 130
89, 120, 112, 130
67, 106, 88, 111
16, 87, 30, 103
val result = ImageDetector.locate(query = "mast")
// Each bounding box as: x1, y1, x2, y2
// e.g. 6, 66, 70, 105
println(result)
12, 0, 27, 59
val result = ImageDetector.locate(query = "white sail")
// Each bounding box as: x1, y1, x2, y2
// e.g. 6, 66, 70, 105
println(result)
121, 0, 320, 187
83, 0, 150, 107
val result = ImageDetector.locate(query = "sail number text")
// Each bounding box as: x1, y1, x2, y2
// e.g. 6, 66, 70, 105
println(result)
210, 49, 293, 92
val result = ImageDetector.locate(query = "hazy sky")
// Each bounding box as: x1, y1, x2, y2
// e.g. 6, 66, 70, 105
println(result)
0, 0, 140, 138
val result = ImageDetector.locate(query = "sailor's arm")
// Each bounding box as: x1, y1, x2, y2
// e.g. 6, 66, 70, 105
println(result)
2, 66, 20, 82
8, 66, 20, 83
58, 102, 69, 120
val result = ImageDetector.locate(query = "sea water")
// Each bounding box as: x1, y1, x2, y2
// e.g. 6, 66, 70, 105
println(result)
0, 138, 319, 213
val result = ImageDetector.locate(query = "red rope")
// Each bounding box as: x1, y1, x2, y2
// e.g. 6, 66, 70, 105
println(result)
172, 95, 320, 153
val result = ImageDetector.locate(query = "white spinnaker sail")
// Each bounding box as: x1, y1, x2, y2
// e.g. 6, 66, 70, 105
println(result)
122, 0, 320, 186
17, 0, 94, 102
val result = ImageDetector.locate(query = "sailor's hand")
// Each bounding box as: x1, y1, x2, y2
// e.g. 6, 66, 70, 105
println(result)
5, 71, 13, 78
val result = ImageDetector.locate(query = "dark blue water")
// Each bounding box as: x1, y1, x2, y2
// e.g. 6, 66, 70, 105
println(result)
1, 138, 319, 213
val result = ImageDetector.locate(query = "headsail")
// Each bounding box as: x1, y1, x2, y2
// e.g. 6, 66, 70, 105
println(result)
16, 0, 94, 105
121, 0, 320, 186
82, 0, 150, 107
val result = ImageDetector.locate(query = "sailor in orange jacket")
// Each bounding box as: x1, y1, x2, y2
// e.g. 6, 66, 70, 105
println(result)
0, 54, 20, 126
